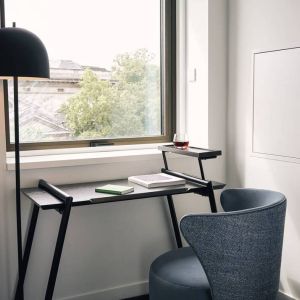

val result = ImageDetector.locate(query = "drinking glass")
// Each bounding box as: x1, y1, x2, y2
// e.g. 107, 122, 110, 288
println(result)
173, 133, 189, 149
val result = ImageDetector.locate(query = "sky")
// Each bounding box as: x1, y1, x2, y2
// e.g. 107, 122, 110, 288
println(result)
5, 0, 161, 68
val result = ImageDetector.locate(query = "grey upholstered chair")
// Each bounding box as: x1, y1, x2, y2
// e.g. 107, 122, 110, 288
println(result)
149, 189, 287, 300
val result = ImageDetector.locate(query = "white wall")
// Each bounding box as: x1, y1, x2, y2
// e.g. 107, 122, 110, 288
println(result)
186, 0, 209, 146
0, 1, 228, 299
208, 0, 227, 181
186, 0, 227, 193
228, 0, 300, 298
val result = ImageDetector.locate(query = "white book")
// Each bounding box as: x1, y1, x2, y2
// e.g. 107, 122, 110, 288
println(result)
128, 173, 185, 188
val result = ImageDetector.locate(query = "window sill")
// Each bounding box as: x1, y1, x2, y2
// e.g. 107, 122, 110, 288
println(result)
6, 144, 181, 170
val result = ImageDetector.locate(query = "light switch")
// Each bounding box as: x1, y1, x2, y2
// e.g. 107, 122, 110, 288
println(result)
188, 68, 197, 82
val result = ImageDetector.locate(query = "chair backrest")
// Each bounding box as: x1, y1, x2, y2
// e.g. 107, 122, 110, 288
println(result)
180, 188, 286, 300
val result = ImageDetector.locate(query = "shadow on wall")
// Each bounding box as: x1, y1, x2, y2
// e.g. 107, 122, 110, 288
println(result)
287, 278, 300, 300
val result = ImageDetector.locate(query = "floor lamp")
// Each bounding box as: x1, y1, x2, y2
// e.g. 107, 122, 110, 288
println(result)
0, 24, 49, 298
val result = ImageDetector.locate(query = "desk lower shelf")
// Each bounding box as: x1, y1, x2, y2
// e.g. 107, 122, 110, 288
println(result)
22, 179, 225, 210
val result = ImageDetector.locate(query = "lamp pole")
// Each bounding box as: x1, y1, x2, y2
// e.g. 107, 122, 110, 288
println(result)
14, 74, 23, 296
11, 21, 23, 289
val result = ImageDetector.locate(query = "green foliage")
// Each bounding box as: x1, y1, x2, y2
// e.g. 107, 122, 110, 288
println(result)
60, 49, 161, 139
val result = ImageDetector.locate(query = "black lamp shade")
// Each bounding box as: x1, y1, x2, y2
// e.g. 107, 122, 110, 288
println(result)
0, 27, 49, 79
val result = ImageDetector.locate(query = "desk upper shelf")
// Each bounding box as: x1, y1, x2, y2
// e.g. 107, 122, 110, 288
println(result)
158, 145, 222, 159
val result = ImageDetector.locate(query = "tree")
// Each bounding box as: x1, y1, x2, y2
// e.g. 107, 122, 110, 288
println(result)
60, 69, 114, 137
60, 49, 161, 139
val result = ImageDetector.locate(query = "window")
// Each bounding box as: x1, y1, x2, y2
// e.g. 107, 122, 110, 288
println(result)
2, 0, 176, 151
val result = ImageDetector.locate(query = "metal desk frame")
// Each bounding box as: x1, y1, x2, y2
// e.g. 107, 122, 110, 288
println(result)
14, 146, 224, 300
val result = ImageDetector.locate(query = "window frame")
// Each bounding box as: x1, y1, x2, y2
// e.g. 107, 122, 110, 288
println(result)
1, 0, 176, 151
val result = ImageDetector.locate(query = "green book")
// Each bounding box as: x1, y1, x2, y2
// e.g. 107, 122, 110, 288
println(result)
95, 184, 134, 195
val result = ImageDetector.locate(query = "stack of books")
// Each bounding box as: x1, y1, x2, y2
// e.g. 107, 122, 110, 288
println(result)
95, 184, 134, 195
128, 173, 185, 188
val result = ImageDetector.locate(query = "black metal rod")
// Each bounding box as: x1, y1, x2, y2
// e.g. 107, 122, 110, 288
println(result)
161, 150, 182, 247
161, 168, 209, 187
162, 151, 169, 170
162, 167, 218, 213
39, 179, 72, 204
198, 158, 205, 180
167, 195, 182, 248
207, 181, 217, 213
13, 76, 24, 300
45, 196, 73, 300
15, 204, 40, 300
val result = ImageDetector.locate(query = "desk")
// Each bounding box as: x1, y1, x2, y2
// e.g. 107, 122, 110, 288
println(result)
15, 146, 225, 300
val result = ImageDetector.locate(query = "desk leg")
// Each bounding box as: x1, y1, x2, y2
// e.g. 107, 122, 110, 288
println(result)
198, 158, 218, 213
207, 182, 217, 213
198, 158, 206, 180
45, 199, 72, 300
15, 204, 40, 300
167, 195, 182, 248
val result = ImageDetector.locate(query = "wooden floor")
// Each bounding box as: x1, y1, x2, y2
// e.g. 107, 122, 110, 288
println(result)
123, 292, 294, 300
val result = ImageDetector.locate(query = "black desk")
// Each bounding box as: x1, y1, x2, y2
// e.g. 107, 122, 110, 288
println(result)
15, 146, 225, 300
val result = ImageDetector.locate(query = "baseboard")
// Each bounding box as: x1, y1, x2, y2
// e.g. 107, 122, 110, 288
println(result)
56, 283, 293, 300
57, 281, 148, 300
278, 291, 296, 300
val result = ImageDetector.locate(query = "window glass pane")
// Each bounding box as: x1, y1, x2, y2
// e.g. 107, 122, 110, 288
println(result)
6, 0, 162, 143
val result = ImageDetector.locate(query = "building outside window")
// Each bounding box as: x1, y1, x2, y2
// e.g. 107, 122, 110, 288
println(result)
3, 0, 176, 150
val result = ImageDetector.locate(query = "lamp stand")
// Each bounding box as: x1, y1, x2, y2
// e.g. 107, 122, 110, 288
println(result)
14, 75, 23, 299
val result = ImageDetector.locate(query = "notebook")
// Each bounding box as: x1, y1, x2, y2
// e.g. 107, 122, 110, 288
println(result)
128, 173, 185, 188
95, 184, 134, 195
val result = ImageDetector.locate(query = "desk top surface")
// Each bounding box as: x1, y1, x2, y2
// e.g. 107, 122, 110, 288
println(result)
22, 179, 225, 210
